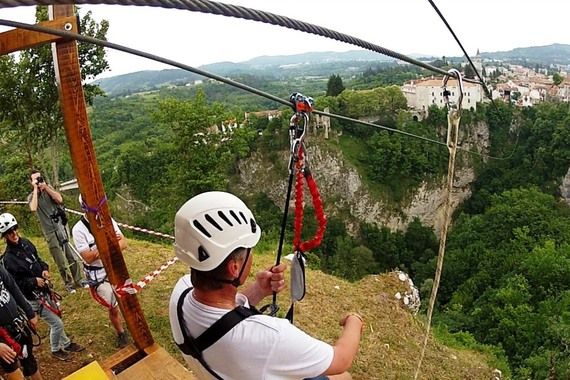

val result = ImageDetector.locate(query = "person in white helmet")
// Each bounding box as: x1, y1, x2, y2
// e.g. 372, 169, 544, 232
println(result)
169, 191, 362, 380
0, 214, 42, 380
0, 213, 84, 362
71, 194, 129, 348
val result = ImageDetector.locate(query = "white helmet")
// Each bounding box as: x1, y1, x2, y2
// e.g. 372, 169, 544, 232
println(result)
174, 192, 261, 271
0, 213, 18, 235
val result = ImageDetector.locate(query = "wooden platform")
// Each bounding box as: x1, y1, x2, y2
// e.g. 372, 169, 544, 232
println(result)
64, 344, 194, 380
111, 345, 193, 379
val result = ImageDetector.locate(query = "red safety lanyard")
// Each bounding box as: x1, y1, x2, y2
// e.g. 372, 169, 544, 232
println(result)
292, 146, 327, 253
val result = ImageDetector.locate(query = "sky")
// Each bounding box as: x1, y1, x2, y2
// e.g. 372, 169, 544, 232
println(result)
1, 0, 569, 79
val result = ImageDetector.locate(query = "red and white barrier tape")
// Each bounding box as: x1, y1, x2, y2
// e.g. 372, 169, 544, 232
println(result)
1, 201, 180, 295
64, 207, 175, 240
114, 257, 179, 297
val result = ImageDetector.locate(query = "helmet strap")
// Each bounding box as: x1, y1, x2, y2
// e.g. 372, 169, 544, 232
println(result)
214, 248, 252, 288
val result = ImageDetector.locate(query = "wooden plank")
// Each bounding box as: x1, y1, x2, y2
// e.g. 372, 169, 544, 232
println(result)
0, 16, 76, 55
49, 4, 154, 350
100, 344, 139, 372
113, 347, 195, 380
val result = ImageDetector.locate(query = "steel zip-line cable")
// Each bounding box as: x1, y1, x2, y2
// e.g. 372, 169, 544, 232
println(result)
426, 0, 508, 112
426, 0, 520, 162
427, 0, 491, 97
0, 0, 483, 85
0, 18, 507, 160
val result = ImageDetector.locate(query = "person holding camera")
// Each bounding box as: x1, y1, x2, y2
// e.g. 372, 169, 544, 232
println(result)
28, 170, 84, 293
0, 213, 85, 362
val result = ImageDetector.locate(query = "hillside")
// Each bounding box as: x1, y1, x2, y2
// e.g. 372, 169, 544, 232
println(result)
22, 235, 500, 379
480, 43, 570, 64
94, 43, 570, 96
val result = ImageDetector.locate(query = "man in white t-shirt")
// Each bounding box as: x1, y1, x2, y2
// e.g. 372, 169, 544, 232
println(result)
169, 191, 363, 380
71, 194, 129, 348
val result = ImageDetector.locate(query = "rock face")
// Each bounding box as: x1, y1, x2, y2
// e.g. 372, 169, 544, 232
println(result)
236, 121, 489, 235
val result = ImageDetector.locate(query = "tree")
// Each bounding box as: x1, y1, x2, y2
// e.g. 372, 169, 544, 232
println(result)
552, 72, 564, 86
326, 74, 345, 97
464, 64, 476, 79
0, 6, 109, 184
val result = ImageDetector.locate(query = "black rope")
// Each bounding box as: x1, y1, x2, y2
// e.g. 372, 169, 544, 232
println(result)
426, 0, 494, 102
0, 0, 482, 85
426, 0, 519, 161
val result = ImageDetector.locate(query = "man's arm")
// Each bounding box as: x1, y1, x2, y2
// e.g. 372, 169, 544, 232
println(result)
43, 184, 63, 204
241, 263, 286, 306
78, 235, 126, 264
324, 314, 363, 375
29, 187, 39, 212
78, 247, 99, 264
116, 232, 127, 251
0, 268, 35, 320
74, 223, 127, 264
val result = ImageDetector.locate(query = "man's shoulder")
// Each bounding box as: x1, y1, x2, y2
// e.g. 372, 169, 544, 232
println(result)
170, 275, 193, 306
71, 220, 83, 233
72, 218, 90, 235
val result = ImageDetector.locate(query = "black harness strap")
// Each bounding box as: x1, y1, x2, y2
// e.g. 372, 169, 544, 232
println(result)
80, 216, 96, 249
176, 287, 260, 380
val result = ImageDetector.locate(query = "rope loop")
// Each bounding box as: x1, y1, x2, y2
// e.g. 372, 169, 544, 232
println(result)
80, 195, 108, 228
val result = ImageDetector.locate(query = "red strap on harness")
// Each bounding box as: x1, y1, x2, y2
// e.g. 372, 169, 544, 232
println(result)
36, 290, 62, 318
0, 327, 22, 357
293, 147, 327, 253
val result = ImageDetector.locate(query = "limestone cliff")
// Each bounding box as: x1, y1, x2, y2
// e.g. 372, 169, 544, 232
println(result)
236, 121, 489, 235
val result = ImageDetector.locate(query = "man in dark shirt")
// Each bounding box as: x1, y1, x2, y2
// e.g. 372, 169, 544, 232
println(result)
28, 170, 83, 293
0, 213, 84, 362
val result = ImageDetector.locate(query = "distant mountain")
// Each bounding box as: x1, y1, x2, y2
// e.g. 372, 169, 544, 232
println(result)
480, 43, 570, 65
94, 69, 200, 96
243, 50, 394, 67
95, 50, 395, 96
95, 45, 570, 96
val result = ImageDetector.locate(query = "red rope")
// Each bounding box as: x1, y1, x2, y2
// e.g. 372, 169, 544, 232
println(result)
293, 147, 305, 249
0, 327, 22, 357
302, 173, 326, 252
293, 147, 327, 252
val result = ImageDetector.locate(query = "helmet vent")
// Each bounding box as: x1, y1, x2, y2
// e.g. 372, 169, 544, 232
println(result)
250, 218, 257, 233
198, 246, 210, 262
193, 220, 211, 238
205, 214, 223, 231
239, 212, 247, 224
218, 211, 233, 226
229, 210, 242, 225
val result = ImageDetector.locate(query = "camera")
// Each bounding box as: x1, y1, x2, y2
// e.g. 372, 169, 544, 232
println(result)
50, 206, 68, 226
36, 176, 44, 184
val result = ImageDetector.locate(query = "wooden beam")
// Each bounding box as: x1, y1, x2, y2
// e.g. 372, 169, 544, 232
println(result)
49, 4, 155, 350
0, 16, 77, 55
113, 346, 194, 379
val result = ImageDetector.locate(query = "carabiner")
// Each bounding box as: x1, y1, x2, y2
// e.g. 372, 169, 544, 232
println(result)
442, 68, 464, 111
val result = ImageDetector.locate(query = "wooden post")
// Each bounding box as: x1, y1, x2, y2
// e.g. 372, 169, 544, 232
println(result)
49, 4, 154, 350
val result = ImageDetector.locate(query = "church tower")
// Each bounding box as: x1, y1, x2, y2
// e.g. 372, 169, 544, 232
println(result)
473, 48, 483, 77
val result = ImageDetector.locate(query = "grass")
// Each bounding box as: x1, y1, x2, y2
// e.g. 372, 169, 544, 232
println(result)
22, 234, 500, 379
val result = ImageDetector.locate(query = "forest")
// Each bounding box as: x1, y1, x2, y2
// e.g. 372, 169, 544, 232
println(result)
1, 8, 570, 379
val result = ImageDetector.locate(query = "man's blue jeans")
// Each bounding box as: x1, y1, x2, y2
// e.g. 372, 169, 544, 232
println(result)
29, 299, 71, 352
